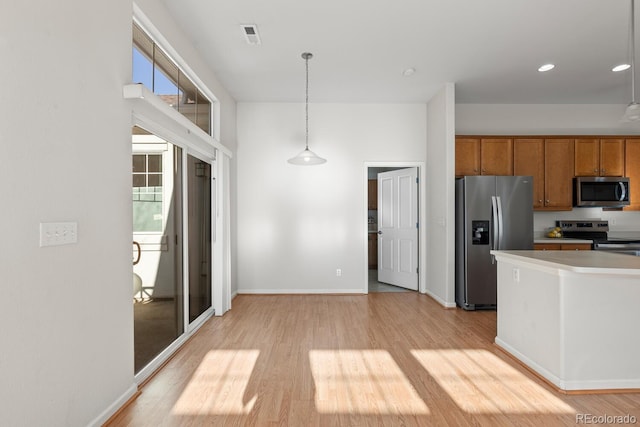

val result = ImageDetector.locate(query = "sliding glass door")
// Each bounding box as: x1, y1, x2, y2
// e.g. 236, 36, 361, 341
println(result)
131, 126, 214, 375
187, 155, 212, 323
132, 126, 184, 373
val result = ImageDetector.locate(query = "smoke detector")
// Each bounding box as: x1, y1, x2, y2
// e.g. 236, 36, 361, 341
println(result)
241, 24, 261, 45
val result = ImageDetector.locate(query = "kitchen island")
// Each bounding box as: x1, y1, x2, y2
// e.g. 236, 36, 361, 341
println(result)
490, 250, 640, 392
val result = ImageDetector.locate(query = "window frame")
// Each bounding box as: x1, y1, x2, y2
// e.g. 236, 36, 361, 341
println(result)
133, 8, 221, 142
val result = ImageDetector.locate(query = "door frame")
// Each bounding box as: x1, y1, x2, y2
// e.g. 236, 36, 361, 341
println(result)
363, 161, 426, 294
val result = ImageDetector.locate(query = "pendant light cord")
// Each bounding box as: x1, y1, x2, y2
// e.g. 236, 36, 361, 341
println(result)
305, 54, 310, 150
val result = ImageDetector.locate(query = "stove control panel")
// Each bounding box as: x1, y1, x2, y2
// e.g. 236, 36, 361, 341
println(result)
556, 220, 609, 232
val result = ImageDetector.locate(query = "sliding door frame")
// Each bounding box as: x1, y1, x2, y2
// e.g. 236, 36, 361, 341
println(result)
131, 106, 228, 384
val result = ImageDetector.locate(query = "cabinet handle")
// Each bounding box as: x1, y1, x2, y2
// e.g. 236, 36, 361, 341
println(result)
538, 199, 542, 203
602, 168, 606, 173
594, 168, 598, 173
546, 200, 550, 204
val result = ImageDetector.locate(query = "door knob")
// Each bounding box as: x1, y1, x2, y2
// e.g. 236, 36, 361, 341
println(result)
378, 231, 383, 235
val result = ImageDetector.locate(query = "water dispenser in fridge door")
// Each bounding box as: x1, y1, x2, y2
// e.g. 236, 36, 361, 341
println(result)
472, 220, 489, 245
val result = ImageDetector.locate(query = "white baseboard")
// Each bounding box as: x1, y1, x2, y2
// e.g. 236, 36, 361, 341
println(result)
495, 337, 564, 388
423, 289, 456, 308
88, 383, 137, 427
237, 288, 365, 294
496, 338, 640, 391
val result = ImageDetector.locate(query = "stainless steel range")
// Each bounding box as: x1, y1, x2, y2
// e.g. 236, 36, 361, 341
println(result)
557, 220, 640, 256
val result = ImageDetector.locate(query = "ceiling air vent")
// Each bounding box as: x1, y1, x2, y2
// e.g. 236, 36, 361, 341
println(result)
241, 24, 261, 45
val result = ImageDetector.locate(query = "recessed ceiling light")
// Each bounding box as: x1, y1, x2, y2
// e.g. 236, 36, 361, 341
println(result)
538, 64, 555, 72
402, 68, 416, 77
613, 64, 631, 72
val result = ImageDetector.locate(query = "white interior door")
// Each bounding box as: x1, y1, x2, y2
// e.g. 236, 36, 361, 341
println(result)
377, 168, 419, 290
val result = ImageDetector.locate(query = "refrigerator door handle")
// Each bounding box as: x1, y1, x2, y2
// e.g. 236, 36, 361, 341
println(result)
496, 196, 504, 250
491, 196, 498, 263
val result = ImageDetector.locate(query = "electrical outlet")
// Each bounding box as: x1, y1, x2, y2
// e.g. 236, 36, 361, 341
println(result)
40, 222, 78, 247
512, 268, 520, 283
336, 269, 342, 277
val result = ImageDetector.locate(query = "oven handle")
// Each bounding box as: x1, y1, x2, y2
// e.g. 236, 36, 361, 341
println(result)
594, 242, 640, 250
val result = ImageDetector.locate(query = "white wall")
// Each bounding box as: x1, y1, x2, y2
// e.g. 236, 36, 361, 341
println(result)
236, 103, 427, 293
456, 103, 640, 234
456, 104, 640, 135
0, 1, 236, 426
426, 84, 457, 306
0, 2, 133, 426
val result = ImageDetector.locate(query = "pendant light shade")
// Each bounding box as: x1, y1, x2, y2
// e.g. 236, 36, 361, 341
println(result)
288, 147, 327, 165
623, 102, 640, 121
288, 52, 326, 165
623, 0, 640, 122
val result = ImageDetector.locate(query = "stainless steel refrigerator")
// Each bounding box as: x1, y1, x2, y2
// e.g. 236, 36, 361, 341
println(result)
455, 176, 533, 310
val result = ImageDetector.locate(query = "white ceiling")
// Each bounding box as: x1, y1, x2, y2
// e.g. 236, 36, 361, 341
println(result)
163, 0, 636, 104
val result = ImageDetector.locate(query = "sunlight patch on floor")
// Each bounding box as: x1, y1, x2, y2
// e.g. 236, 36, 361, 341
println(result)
411, 349, 575, 414
171, 350, 259, 415
309, 350, 430, 414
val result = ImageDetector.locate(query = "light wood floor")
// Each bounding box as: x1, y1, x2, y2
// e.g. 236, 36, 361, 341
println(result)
108, 294, 640, 426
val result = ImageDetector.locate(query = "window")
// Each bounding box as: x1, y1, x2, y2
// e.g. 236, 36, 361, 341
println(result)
133, 23, 212, 135
132, 153, 163, 233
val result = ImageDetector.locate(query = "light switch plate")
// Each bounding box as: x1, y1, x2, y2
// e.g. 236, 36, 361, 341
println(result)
40, 222, 78, 247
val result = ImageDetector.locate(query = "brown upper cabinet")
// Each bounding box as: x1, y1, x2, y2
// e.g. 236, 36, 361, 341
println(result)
513, 139, 545, 209
455, 137, 512, 176
455, 138, 480, 176
513, 138, 574, 210
480, 138, 513, 175
575, 138, 624, 177
543, 139, 575, 210
457, 135, 640, 211
625, 139, 640, 211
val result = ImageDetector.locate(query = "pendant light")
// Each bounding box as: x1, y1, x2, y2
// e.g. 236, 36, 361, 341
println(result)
623, 0, 640, 121
288, 52, 327, 165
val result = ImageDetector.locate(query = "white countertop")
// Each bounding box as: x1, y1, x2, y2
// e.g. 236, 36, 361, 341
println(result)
491, 250, 640, 274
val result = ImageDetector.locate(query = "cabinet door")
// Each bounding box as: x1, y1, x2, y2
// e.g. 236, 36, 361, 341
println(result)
600, 138, 624, 176
455, 138, 480, 176
544, 139, 574, 210
625, 139, 640, 210
534, 243, 561, 250
574, 138, 599, 176
480, 138, 513, 175
367, 180, 377, 210
560, 244, 592, 250
514, 139, 545, 209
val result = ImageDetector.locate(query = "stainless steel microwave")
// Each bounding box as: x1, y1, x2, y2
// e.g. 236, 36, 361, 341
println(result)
574, 177, 630, 207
